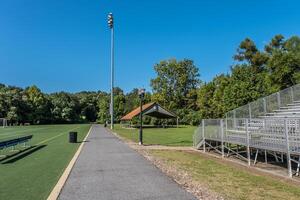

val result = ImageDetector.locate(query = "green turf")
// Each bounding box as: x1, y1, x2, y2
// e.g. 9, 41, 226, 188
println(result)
0, 124, 91, 200
150, 150, 300, 200
113, 124, 196, 146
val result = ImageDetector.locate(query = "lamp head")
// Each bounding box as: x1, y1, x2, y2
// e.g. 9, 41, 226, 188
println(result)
107, 13, 113, 29
138, 88, 145, 99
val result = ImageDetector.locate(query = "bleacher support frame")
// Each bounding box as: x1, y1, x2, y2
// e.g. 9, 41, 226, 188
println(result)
193, 118, 300, 177
193, 84, 300, 178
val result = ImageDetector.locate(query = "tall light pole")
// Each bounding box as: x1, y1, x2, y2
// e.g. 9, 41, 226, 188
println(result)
108, 13, 114, 129
138, 88, 145, 145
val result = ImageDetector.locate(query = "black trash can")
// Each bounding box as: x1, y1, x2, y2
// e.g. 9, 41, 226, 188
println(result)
69, 132, 77, 143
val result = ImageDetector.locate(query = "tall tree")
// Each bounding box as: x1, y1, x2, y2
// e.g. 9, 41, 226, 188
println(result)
266, 35, 300, 89
97, 93, 109, 123
25, 85, 51, 124
50, 92, 80, 123
151, 59, 200, 110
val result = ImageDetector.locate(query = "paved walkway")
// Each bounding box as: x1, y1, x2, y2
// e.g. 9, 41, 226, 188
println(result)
59, 125, 196, 200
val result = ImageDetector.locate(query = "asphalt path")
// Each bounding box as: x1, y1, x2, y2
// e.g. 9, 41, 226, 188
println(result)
58, 125, 196, 200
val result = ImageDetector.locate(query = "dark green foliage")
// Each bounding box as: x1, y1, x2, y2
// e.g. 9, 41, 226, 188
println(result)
150, 35, 300, 123
196, 35, 300, 119
151, 59, 201, 124
266, 36, 300, 89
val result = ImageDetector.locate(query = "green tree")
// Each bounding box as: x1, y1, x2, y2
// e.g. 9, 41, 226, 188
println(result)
266, 35, 300, 89
25, 85, 51, 124
50, 92, 80, 123
97, 93, 109, 123
76, 91, 98, 122
151, 59, 200, 110
211, 74, 230, 118
151, 59, 201, 124
197, 82, 216, 119
113, 87, 126, 122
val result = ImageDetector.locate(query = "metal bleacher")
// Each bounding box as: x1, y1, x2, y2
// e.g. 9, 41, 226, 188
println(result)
193, 84, 300, 177
0, 135, 33, 156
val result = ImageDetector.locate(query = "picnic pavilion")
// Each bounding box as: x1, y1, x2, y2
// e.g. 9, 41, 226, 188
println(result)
121, 102, 178, 127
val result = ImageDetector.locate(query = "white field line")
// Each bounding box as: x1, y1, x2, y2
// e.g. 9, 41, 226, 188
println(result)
0, 125, 50, 131
47, 125, 93, 200
0, 126, 82, 154
0, 125, 81, 141
35, 126, 81, 146
0, 127, 52, 137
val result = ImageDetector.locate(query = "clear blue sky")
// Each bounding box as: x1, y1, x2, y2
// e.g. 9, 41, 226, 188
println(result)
1, 0, 300, 93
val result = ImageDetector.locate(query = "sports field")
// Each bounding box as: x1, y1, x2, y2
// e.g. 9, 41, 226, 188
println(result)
114, 124, 196, 146
0, 124, 91, 200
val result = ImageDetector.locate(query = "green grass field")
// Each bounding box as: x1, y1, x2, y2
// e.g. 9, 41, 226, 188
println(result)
150, 150, 300, 200
114, 124, 196, 146
0, 124, 91, 200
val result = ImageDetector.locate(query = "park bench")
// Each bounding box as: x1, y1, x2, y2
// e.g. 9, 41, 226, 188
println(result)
0, 135, 33, 151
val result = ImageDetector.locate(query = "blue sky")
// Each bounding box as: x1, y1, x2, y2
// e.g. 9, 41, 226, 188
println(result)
1, 0, 300, 93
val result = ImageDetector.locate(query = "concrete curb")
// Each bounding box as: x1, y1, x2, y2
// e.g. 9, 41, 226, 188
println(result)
47, 125, 93, 200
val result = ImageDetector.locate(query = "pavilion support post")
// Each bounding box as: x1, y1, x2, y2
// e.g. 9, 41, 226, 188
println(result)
246, 119, 251, 166
284, 119, 292, 178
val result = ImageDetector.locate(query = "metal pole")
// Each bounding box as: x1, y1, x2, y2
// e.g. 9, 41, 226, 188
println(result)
233, 110, 237, 129
277, 92, 281, 109
139, 97, 143, 145
284, 119, 292, 177
264, 150, 268, 164
202, 119, 205, 152
291, 87, 294, 103
221, 119, 224, 158
263, 97, 267, 113
246, 119, 251, 166
110, 25, 114, 129
248, 104, 252, 119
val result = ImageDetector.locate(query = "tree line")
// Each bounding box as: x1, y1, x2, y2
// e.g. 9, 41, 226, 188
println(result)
0, 85, 151, 125
1, 34, 299, 125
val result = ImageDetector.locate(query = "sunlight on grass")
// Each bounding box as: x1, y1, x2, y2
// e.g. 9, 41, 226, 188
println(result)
113, 124, 196, 146
150, 150, 300, 200
0, 124, 90, 200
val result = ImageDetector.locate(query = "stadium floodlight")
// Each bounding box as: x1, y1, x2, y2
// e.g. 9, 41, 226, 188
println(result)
108, 13, 113, 28
107, 12, 114, 129
138, 88, 145, 145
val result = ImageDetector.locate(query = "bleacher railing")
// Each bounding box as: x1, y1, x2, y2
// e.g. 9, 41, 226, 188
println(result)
193, 118, 300, 177
194, 118, 300, 153
226, 84, 300, 119
193, 84, 300, 177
